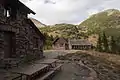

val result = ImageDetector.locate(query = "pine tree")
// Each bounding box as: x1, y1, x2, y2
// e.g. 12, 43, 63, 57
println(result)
110, 36, 116, 53
102, 32, 109, 52
50, 35, 54, 41
55, 35, 59, 39
43, 33, 53, 50
116, 36, 120, 53
96, 34, 102, 52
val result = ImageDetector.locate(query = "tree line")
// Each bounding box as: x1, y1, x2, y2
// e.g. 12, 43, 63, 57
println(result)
96, 32, 120, 54
43, 33, 58, 50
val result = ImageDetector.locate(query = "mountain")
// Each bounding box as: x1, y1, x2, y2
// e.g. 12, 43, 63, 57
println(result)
79, 9, 120, 36
40, 9, 120, 40
30, 18, 46, 28
40, 23, 83, 39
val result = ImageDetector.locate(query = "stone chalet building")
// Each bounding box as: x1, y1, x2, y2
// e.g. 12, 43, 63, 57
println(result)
0, 0, 45, 60
53, 38, 92, 50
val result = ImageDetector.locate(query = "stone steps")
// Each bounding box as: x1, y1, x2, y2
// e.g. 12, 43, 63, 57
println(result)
36, 64, 62, 80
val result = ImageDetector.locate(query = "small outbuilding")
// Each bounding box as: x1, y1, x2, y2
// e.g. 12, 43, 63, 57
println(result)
52, 38, 69, 50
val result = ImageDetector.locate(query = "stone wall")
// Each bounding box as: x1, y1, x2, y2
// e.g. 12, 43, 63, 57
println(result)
0, 6, 44, 60
0, 31, 4, 59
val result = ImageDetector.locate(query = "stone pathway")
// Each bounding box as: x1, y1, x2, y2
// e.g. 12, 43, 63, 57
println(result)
44, 50, 67, 59
0, 50, 98, 80
52, 61, 92, 80
44, 50, 98, 80
44, 50, 78, 59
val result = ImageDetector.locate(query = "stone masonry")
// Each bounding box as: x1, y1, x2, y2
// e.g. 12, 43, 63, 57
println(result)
0, 0, 45, 61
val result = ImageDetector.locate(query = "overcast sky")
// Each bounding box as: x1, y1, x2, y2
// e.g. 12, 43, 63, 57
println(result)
20, 0, 120, 25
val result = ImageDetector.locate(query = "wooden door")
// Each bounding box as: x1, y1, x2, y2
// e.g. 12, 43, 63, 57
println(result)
4, 31, 15, 58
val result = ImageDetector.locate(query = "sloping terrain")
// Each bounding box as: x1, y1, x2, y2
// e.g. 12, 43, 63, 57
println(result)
79, 9, 120, 36
40, 24, 81, 38
39, 9, 120, 39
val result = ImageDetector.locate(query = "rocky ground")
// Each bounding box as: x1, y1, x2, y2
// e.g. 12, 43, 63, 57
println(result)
52, 61, 94, 80
45, 50, 98, 80
44, 50, 120, 80
1, 50, 120, 80
56, 51, 120, 80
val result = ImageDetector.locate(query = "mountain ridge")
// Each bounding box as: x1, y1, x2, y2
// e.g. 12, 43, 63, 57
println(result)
32, 9, 120, 38
79, 9, 120, 36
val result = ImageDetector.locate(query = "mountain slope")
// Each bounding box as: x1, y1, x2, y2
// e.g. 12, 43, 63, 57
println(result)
79, 9, 120, 36
39, 9, 120, 39
40, 23, 82, 39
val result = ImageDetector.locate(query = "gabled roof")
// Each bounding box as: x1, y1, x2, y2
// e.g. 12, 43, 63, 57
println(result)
69, 39, 92, 45
53, 37, 68, 44
26, 19, 45, 41
0, 0, 35, 14
17, 1, 35, 14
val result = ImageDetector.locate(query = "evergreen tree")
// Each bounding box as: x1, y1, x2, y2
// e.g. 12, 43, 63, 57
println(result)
50, 35, 54, 41
102, 32, 109, 52
96, 34, 102, 52
110, 36, 116, 53
55, 35, 59, 39
43, 33, 53, 50
116, 36, 120, 53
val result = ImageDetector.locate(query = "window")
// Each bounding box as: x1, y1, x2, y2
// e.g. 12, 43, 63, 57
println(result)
4, 9, 11, 17
4, 8, 17, 19
7, 10, 10, 17
72, 45, 75, 49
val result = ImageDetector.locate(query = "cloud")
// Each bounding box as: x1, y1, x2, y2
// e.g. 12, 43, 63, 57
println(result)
20, 0, 120, 25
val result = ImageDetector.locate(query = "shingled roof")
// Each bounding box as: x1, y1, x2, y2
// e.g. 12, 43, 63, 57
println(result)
69, 39, 92, 45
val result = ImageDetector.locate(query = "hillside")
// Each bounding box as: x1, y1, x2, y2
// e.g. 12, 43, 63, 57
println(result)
40, 23, 83, 39
39, 9, 120, 40
79, 9, 120, 36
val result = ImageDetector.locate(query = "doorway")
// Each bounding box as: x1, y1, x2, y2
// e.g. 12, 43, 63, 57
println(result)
4, 31, 15, 58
